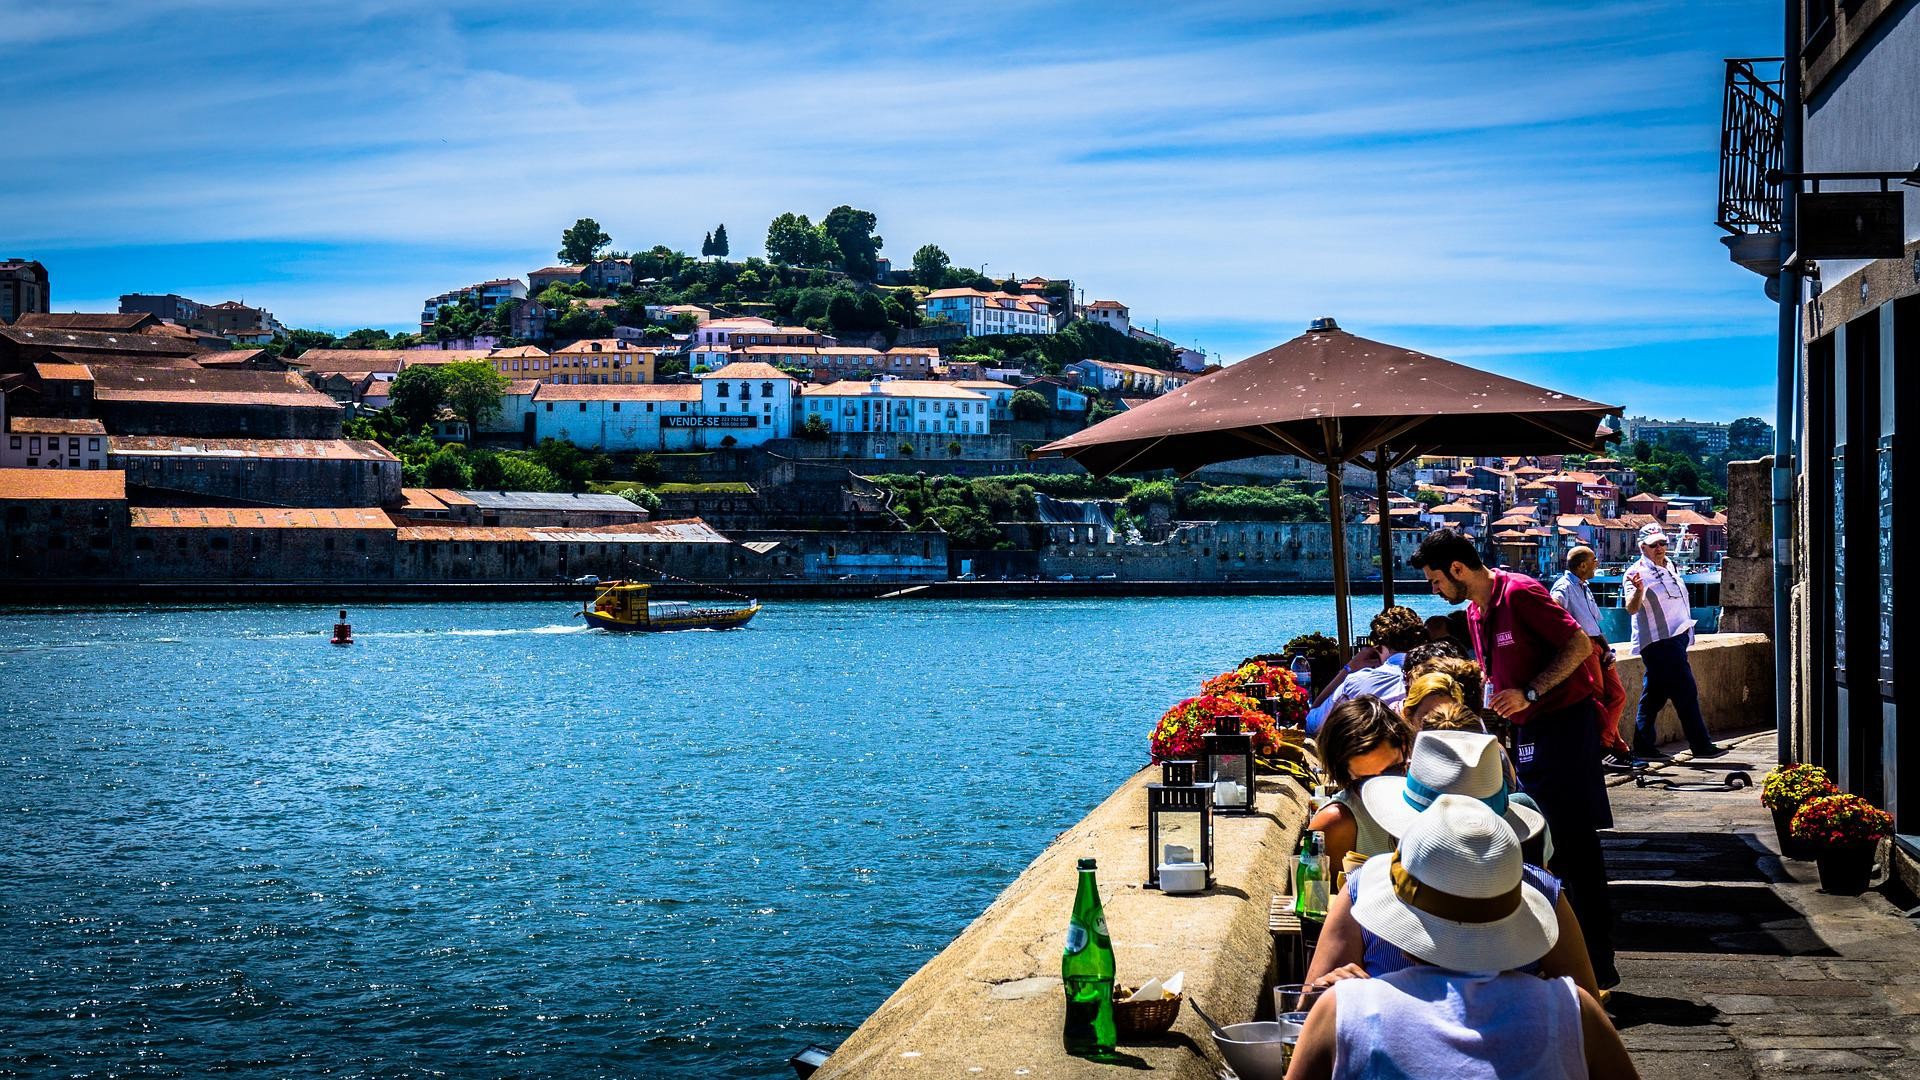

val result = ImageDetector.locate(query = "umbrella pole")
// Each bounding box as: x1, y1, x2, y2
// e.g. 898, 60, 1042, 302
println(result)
1326, 463, 1351, 658
1375, 454, 1394, 610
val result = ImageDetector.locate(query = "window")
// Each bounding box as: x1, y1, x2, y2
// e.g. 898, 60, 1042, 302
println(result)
613, 403, 621, 412
546, 402, 554, 412
579, 403, 587, 412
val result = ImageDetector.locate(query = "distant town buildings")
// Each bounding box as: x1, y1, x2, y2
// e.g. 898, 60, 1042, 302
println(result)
1620, 415, 1733, 453
798, 380, 993, 436
419, 279, 527, 334
921, 289, 1055, 337
1082, 300, 1129, 335
2, 259, 50, 322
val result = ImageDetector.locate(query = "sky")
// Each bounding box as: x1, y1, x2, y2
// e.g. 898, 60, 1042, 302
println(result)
4, 0, 1785, 421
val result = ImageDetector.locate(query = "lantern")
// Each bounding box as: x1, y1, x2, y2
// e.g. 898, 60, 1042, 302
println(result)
1146, 760, 1213, 892
1200, 715, 1256, 815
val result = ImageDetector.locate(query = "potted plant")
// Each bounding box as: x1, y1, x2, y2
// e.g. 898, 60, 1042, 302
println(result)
1151, 692, 1277, 762
1202, 660, 1310, 730
1760, 764, 1837, 860
1789, 793, 1894, 895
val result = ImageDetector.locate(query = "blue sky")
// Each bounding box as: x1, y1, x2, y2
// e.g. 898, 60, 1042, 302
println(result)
5, 1, 1782, 420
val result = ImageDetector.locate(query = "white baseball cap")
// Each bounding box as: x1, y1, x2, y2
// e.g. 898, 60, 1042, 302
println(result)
1637, 522, 1670, 546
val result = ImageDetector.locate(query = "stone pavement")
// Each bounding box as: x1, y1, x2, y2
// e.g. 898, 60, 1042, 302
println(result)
1603, 728, 1920, 1079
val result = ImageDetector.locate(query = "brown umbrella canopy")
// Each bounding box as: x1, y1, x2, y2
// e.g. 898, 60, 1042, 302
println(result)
1033, 322, 1618, 476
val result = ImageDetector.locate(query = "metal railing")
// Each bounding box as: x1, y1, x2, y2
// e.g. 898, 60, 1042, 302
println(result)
1718, 58, 1787, 235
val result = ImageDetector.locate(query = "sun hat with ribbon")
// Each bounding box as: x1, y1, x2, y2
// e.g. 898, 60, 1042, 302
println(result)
1350, 793, 1559, 974
1359, 730, 1545, 845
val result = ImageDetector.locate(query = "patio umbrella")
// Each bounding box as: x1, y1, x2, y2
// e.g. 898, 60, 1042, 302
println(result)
1032, 319, 1618, 652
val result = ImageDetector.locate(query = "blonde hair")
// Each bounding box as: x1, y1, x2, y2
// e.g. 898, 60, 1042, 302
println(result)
1407, 655, 1484, 709
1418, 701, 1486, 733
1403, 673, 1466, 722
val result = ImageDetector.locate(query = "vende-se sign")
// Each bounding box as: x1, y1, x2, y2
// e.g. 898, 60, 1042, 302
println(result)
664, 415, 758, 429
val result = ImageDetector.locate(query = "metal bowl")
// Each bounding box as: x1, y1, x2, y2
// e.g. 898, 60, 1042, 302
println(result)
1211, 1020, 1299, 1079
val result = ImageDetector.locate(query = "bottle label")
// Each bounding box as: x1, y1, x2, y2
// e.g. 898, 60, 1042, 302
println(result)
1095, 916, 1108, 938
1065, 925, 1088, 954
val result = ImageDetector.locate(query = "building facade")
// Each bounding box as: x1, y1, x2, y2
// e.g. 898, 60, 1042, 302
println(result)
921, 289, 1055, 337
546, 339, 658, 384
798, 381, 993, 437
420, 279, 528, 334
1083, 300, 1130, 334
2, 260, 50, 322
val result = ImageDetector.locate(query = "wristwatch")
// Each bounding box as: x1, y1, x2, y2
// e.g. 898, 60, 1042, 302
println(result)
1523, 687, 1540, 704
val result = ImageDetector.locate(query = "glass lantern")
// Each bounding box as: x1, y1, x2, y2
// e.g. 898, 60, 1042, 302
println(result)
1146, 760, 1213, 891
1201, 717, 1257, 816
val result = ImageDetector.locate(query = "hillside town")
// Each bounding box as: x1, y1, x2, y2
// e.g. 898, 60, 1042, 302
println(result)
0, 240, 1761, 590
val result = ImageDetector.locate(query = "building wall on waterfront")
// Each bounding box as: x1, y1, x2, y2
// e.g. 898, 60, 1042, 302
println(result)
127, 507, 399, 581
109, 437, 402, 507
733, 529, 947, 581
1036, 520, 1375, 581
0, 469, 127, 578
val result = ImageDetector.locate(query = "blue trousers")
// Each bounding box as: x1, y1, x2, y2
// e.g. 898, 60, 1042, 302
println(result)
1634, 634, 1713, 753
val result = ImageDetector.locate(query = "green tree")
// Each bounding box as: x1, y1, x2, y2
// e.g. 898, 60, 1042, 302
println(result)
439, 361, 510, 442
530, 438, 610, 491
897, 440, 915, 457
1087, 399, 1121, 426
912, 244, 950, 287
1010, 389, 1049, 421
422, 445, 473, 488
282, 328, 336, 358
765, 212, 840, 267
822, 205, 883, 279
616, 486, 662, 512
883, 291, 920, 329
558, 217, 612, 264
712, 224, 730, 257
701, 231, 714, 257
387, 365, 447, 432
496, 455, 562, 491
802, 414, 831, 441
1728, 417, 1771, 450
1415, 489, 1446, 507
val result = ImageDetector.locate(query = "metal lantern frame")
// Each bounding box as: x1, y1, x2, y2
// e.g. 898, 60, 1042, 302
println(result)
1145, 760, 1213, 890
1200, 718, 1257, 816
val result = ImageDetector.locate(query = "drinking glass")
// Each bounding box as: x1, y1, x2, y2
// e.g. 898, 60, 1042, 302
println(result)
1273, 982, 1321, 1016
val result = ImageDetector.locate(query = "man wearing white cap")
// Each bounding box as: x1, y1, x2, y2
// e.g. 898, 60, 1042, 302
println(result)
1286, 795, 1636, 1079
1625, 522, 1724, 760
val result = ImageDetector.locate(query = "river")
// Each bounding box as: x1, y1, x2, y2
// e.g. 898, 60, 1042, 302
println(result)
0, 595, 1453, 1078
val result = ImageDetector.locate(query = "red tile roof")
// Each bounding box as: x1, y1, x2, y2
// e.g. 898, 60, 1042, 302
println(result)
0, 468, 126, 500
8, 416, 105, 435
130, 507, 394, 529
107, 436, 397, 461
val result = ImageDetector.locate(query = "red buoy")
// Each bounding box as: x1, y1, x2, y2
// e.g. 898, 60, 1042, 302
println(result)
331, 608, 353, 645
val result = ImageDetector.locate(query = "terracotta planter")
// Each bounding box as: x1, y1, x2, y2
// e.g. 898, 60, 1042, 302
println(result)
1770, 805, 1819, 860
1813, 841, 1879, 895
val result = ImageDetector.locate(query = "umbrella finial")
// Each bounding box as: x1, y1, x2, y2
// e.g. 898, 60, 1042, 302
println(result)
1308, 316, 1339, 332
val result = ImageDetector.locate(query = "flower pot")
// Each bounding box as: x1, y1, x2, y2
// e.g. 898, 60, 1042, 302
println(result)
1814, 841, 1879, 895
1771, 805, 1819, 860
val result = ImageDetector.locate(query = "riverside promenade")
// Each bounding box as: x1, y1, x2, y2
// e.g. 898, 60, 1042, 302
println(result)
1606, 729, 1920, 1078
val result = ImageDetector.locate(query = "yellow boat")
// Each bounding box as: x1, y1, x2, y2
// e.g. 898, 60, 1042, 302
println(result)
579, 580, 760, 632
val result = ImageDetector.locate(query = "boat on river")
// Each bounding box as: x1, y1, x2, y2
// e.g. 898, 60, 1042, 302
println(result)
578, 580, 759, 632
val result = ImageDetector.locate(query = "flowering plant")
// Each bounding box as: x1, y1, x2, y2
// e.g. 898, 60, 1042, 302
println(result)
1760, 763, 1837, 811
1789, 793, 1894, 848
1201, 661, 1311, 728
1150, 692, 1279, 762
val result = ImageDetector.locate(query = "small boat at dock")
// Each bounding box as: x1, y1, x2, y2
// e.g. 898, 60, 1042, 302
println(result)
578, 581, 759, 632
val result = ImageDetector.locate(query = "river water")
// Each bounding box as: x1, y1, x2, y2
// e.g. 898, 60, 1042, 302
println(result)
0, 595, 1452, 1078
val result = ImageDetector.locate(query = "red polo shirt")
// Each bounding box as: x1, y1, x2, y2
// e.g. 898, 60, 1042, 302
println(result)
1468, 569, 1598, 725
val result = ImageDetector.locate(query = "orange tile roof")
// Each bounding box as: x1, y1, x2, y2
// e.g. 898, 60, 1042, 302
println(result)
488, 345, 551, 359
129, 506, 394, 529
800, 381, 988, 400
698, 362, 796, 381
33, 362, 92, 381
0, 468, 126, 500
397, 488, 450, 513
9, 416, 105, 435
107, 436, 398, 462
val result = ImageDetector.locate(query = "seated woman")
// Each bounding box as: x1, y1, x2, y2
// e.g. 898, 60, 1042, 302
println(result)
1303, 729, 1591, 996
1420, 702, 1553, 865
1402, 671, 1466, 728
1306, 696, 1414, 872
1286, 796, 1634, 1079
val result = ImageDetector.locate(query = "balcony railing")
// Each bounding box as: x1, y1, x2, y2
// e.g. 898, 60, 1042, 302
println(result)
1717, 57, 1787, 236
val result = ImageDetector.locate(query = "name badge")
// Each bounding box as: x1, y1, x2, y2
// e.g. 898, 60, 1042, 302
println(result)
1496, 631, 1515, 647
1516, 742, 1536, 765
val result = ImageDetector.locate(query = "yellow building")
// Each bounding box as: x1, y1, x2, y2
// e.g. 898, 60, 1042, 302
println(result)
488, 339, 662, 385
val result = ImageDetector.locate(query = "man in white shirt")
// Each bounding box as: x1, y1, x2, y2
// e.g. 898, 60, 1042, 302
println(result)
1550, 546, 1633, 768
1625, 523, 1723, 759
1304, 605, 1427, 735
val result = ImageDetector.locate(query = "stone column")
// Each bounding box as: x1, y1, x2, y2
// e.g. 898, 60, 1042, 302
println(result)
1720, 457, 1774, 635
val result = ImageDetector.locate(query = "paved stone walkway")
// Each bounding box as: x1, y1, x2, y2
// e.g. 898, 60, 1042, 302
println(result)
1604, 729, 1920, 1078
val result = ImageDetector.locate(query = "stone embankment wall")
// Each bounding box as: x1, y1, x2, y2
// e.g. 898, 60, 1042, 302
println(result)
822, 635, 1774, 1079
815, 769, 1310, 1080
1610, 632, 1774, 747
1036, 520, 1384, 582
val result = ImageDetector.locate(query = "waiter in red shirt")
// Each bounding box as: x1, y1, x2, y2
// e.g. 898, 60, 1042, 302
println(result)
1410, 527, 1616, 990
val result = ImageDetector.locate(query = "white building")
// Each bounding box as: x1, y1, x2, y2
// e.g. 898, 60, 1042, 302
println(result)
799, 380, 993, 436
692, 362, 798, 447
532, 383, 703, 452
1083, 300, 1130, 335
688, 317, 824, 349
921, 289, 1055, 337
2, 415, 108, 469
951, 381, 1019, 422
420, 279, 527, 334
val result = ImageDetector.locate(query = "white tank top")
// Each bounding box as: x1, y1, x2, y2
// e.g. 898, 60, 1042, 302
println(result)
1332, 967, 1586, 1079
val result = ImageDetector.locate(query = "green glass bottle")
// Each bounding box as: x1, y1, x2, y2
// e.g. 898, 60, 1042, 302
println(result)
1296, 830, 1328, 919
1061, 857, 1117, 1056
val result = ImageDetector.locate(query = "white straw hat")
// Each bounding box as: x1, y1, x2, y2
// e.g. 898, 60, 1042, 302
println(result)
1360, 730, 1545, 845
1351, 794, 1558, 974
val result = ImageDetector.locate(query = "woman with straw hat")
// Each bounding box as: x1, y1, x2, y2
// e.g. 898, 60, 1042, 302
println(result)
1302, 730, 1595, 996
1285, 796, 1636, 1079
